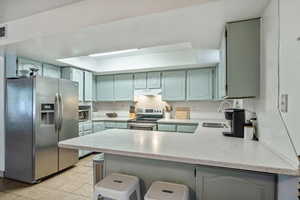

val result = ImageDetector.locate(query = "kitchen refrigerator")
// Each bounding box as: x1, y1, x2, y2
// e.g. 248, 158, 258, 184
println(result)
5, 76, 79, 183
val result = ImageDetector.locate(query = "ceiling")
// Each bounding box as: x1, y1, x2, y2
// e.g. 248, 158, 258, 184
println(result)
0, 0, 85, 23
5, 0, 270, 73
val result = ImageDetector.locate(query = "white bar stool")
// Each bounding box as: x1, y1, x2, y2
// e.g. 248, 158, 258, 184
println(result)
145, 181, 189, 200
94, 173, 141, 200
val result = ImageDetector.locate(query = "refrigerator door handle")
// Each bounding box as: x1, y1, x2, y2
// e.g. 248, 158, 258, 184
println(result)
59, 94, 64, 131
55, 93, 60, 132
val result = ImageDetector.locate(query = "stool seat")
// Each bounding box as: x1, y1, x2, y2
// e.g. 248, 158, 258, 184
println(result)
145, 181, 189, 200
94, 173, 141, 200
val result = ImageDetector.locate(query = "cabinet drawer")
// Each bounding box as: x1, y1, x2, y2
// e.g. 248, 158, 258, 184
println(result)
177, 124, 197, 133
115, 122, 128, 129
157, 124, 177, 132
105, 122, 116, 128
84, 130, 93, 135
79, 131, 84, 137
83, 123, 92, 131
79, 124, 84, 132
93, 122, 105, 132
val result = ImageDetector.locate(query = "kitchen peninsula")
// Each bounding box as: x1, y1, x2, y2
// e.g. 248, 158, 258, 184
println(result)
59, 123, 299, 200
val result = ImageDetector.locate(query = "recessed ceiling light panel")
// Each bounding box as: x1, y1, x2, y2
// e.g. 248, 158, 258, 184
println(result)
88, 48, 138, 57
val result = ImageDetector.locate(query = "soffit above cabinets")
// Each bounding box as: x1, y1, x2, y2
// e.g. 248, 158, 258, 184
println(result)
4, 0, 269, 72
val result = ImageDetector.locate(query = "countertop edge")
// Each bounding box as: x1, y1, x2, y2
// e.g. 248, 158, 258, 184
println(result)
59, 143, 300, 176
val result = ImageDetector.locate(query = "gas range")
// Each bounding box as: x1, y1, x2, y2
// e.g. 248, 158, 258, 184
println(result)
128, 108, 163, 130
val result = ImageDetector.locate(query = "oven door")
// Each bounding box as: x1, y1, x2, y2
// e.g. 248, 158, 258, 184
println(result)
128, 123, 157, 131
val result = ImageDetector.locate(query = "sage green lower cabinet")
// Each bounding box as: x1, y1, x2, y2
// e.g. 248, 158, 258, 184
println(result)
114, 74, 134, 101
162, 70, 186, 101
43, 64, 61, 79
157, 124, 177, 132
187, 68, 213, 100
96, 75, 114, 101
177, 124, 198, 133
196, 166, 275, 200
104, 121, 128, 129
93, 122, 106, 132
104, 154, 197, 199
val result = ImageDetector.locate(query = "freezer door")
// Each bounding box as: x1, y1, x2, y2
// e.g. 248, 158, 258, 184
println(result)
5, 78, 34, 183
58, 79, 79, 170
35, 76, 59, 179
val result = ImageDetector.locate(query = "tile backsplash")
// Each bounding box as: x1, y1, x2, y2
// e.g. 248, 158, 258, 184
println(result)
93, 95, 232, 120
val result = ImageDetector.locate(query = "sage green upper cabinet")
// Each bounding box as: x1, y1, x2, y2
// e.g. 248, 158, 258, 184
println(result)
43, 64, 61, 79
114, 74, 134, 101
61, 67, 84, 101
147, 72, 161, 89
93, 75, 97, 101
18, 57, 42, 76
134, 73, 147, 89
84, 71, 93, 101
187, 68, 213, 100
225, 18, 260, 98
162, 70, 186, 101
96, 75, 114, 101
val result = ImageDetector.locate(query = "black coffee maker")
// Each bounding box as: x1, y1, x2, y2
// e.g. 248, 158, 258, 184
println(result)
223, 109, 245, 138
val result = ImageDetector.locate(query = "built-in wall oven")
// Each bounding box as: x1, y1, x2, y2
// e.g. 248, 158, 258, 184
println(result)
78, 105, 91, 122
128, 108, 163, 131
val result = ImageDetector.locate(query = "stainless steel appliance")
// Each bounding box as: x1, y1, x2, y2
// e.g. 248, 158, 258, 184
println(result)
79, 105, 91, 122
128, 108, 163, 131
5, 76, 79, 183
223, 108, 245, 138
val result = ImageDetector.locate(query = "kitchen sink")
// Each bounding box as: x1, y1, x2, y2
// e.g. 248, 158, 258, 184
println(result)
202, 122, 228, 128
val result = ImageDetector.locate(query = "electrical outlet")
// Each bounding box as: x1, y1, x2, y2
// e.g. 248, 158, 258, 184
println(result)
280, 94, 288, 113
233, 99, 243, 109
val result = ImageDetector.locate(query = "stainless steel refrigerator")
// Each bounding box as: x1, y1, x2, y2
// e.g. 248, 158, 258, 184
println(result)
5, 76, 79, 183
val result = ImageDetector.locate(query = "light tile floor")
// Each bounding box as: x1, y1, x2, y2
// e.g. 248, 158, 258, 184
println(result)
0, 155, 94, 200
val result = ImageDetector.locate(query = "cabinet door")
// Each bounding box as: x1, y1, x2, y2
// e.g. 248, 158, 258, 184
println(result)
93, 122, 105, 132
43, 64, 61, 79
18, 57, 42, 76
93, 74, 97, 101
84, 71, 93, 101
196, 166, 275, 200
96, 75, 114, 101
147, 72, 161, 89
226, 19, 260, 98
157, 124, 177, 132
162, 71, 186, 101
177, 124, 197, 133
72, 68, 84, 102
187, 68, 213, 100
134, 73, 147, 89
114, 74, 134, 101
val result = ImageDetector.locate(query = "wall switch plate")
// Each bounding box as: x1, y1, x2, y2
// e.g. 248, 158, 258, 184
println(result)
280, 94, 288, 113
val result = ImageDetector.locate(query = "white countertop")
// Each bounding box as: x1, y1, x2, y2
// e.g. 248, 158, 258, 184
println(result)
92, 117, 133, 122
59, 125, 299, 176
157, 119, 201, 124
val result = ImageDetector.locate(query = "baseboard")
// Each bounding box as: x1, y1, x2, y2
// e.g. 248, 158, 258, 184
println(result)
0, 170, 4, 178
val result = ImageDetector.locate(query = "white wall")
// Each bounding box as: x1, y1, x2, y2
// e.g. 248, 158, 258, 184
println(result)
0, 48, 5, 174
255, 0, 298, 166
279, 0, 300, 155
